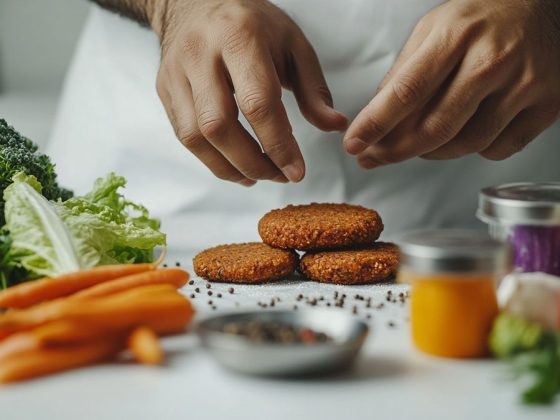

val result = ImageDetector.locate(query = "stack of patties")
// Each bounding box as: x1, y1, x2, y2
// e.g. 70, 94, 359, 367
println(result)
258, 203, 399, 285
193, 203, 399, 285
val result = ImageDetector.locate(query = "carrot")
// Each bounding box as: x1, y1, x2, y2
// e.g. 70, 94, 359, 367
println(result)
69, 269, 189, 301
0, 264, 157, 310
0, 285, 195, 339
0, 333, 37, 362
0, 340, 122, 383
128, 327, 164, 365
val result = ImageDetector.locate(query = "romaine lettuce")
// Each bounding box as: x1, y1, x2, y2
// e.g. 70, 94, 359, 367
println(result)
3, 172, 165, 278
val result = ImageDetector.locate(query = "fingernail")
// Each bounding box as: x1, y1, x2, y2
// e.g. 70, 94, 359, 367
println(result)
344, 137, 368, 155
282, 163, 304, 183
238, 179, 256, 187
272, 174, 289, 183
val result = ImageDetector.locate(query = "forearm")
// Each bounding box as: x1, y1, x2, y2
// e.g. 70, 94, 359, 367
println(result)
87, 0, 169, 36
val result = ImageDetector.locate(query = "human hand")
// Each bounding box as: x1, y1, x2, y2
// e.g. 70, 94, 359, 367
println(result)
344, 0, 560, 169
153, 0, 347, 185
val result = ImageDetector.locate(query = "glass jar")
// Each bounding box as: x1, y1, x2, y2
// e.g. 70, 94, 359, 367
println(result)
478, 183, 560, 276
398, 230, 511, 358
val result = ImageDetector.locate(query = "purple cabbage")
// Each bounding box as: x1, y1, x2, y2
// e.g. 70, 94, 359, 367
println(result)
510, 226, 560, 276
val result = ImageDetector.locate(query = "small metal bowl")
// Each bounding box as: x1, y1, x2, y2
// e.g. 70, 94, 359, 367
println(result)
196, 309, 369, 376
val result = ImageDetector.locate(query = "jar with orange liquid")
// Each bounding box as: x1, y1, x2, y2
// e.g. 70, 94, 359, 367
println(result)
398, 230, 512, 358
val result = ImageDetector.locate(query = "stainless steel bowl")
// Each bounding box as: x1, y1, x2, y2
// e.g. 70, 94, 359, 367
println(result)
196, 309, 369, 376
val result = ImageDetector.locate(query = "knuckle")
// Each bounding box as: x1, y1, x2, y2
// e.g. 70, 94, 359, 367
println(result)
392, 75, 425, 106
418, 115, 456, 144
221, 14, 261, 55
197, 112, 229, 139
444, 12, 484, 46
177, 128, 205, 150
470, 50, 512, 83
239, 91, 275, 122
155, 72, 167, 100
262, 140, 287, 159
517, 69, 539, 97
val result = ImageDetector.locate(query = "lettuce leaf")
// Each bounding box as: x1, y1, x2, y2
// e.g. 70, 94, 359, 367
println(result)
3, 172, 165, 278
4, 172, 87, 277
59, 173, 165, 264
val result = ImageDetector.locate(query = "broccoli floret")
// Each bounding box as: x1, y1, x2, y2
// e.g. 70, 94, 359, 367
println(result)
0, 118, 72, 224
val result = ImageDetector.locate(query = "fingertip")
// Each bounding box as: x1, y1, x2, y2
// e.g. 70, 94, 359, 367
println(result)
238, 179, 257, 187
302, 101, 349, 132
344, 137, 368, 155
357, 157, 379, 170
282, 163, 305, 183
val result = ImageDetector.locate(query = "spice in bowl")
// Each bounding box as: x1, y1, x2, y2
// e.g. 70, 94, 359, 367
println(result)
221, 320, 333, 345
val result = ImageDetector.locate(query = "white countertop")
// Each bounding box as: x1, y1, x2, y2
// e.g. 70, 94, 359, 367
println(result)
1, 214, 558, 419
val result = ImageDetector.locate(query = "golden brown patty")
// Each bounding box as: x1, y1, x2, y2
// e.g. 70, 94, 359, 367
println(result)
193, 242, 298, 284
258, 203, 384, 251
299, 242, 399, 285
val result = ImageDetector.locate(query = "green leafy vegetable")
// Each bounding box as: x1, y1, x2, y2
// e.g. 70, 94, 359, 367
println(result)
59, 172, 165, 265
490, 313, 560, 404
0, 118, 72, 225
3, 172, 165, 279
0, 230, 28, 290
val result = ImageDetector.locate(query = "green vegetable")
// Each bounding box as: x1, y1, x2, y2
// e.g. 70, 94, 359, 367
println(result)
0, 230, 28, 290
490, 313, 560, 404
3, 172, 165, 279
0, 119, 72, 225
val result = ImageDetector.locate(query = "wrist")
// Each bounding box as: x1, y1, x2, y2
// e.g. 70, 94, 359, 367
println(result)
147, 0, 173, 40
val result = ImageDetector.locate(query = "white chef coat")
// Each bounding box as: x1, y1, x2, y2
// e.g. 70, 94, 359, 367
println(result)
48, 1, 560, 239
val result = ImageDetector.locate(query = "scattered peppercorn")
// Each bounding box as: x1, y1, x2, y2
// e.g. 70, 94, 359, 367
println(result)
208, 291, 213, 296
195, 288, 200, 293
205, 283, 211, 289
189, 294, 195, 299
188, 280, 194, 285
228, 287, 235, 294
175, 262, 181, 267
217, 293, 222, 298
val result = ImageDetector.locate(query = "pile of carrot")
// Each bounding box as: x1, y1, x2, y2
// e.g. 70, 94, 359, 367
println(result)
0, 262, 194, 383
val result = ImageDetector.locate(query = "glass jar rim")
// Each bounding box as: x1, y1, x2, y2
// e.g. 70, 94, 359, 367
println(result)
397, 229, 512, 274
478, 182, 560, 225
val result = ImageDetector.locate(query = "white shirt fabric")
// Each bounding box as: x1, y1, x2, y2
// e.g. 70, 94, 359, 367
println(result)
48, 1, 560, 239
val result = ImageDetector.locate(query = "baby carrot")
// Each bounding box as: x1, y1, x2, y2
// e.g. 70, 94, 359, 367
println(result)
69, 269, 189, 301
128, 327, 164, 365
0, 340, 122, 383
0, 264, 156, 309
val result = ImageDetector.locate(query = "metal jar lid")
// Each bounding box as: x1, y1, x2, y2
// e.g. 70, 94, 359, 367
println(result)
478, 182, 560, 226
398, 229, 511, 274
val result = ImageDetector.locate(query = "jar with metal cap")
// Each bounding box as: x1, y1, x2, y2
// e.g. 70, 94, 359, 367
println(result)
398, 230, 512, 358
478, 182, 560, 276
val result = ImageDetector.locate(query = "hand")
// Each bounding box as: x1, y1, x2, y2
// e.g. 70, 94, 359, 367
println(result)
344, 0, 560, 169
153, 0, 348, 185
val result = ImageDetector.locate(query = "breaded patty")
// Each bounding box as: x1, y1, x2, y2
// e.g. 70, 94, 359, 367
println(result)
299, 242, 399, 285
258, 203, 383, 251
193, 242, 298, 284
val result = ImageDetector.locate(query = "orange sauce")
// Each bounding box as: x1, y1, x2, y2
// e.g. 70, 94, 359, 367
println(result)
403, 273, 499, 358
